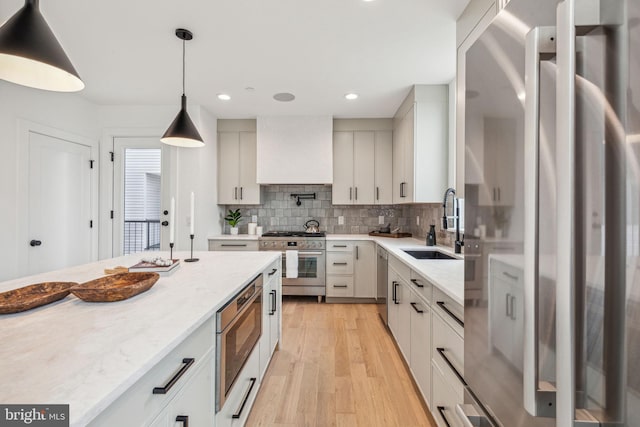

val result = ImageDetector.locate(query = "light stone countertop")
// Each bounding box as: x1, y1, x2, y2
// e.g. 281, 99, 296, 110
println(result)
0, 251, 279, 427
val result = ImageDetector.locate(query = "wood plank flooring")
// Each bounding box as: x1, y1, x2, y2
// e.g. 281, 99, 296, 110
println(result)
246, 297, 435, 427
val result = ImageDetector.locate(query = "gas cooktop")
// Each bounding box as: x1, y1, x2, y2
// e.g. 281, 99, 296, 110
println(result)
260, 231, 326, 238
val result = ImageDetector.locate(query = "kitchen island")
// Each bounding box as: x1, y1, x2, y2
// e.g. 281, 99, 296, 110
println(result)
0, 251, 280, 426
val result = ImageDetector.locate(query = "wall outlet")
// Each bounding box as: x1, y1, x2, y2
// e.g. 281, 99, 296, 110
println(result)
416, 216, 420, 226
251, 215, 257, 223
378, 216, 384, 225
338, 216, 344, 225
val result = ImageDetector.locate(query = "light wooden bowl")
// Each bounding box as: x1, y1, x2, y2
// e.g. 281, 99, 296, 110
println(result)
0, 282, 76, 314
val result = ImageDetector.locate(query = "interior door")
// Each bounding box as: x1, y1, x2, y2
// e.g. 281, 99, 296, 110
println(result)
28, 131, 92, 275
112, 137, 171, 256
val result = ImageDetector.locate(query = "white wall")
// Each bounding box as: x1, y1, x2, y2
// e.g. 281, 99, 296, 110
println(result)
0, 81, 99, 281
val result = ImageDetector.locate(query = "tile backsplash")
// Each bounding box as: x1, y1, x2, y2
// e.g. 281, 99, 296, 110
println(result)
221, 184, 455, 248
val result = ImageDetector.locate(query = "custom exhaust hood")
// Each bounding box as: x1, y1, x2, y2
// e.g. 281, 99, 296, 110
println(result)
256, 116, 333, 184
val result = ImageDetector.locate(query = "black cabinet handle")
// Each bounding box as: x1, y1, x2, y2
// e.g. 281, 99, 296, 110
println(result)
410, 302, 424, 314
436, 301, 464, 328
333, 262, 348, 266
232, 377, 257, 419
436, 348, 467, 386
350, 187, 353, 200
355, 246, 359, 260
270, 290, 276, 315
176, 415, 189, 427
376, 187, 379, 200
152, 358, 195, 394
29, 240, 42, 247
393, 281, 399, 304
221, 244, 247, 247
410, 279, 424, 288
240, 187, 243, 200
268, 268, 278, 276
234, 187, 238, 200
333, 284, 348, 288
436, 407, 451, 427
161, 221, 169, 226
333, 245, 348, 248
355, 187, 358, 200
502, 271, 519, 281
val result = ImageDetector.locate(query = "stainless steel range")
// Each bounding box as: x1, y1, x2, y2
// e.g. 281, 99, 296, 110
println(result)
259, 232, 325, 301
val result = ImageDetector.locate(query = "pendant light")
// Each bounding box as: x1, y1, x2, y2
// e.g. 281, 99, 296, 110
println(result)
0, 0, 84, 92
161, 28, 204, 148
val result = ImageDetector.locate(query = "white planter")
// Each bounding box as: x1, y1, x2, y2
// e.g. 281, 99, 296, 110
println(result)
230, 227, 239, 235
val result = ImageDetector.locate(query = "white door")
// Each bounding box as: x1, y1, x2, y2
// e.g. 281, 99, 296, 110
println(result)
353, 131, 375, 205
218, 132, 240, 205
374, 130, 393, 205
112, 137, 171, 256
332, 131, 354, 205
28, 131, 92, 275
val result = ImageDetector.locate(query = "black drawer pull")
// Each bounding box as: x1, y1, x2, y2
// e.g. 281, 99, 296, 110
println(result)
152, 358, 195, 394
268, 268, 278, 276
176, 415, 189, 427
436, 407, 451, 427
393, 281, 399, 304
502, 271, 519, 281
232, 377, 257, 419
333, 262, 348, 266
270, 290, 277, 315
333, 284, 348, 288
436, 348, 467, 386
333, 245, 348, 248
410, 279, 424, 288
410, 302, 424, 314
221, 244, 247, 247
436, 301, 464, 328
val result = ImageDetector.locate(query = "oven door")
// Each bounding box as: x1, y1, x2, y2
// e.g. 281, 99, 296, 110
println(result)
281, 250, 325, 287
216, 289, 262, 412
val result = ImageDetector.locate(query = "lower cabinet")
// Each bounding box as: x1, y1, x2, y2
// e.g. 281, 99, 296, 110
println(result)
260, 259, 281, 379
388, 265, 411, 361
326, 240, 375, 299
409, 292, 431, 407
431, 361, 463, 427
209, 239, 259, 251
216, 347, 261, 427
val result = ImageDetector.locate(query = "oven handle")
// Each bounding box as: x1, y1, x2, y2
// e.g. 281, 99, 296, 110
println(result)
218, 285, 262, 334
280, 251, 323, 256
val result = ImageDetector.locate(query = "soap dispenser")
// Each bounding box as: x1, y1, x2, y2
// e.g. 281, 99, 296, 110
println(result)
426, 224, 437, 246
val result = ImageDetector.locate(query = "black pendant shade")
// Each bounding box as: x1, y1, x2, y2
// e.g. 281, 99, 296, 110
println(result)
161, 94, 204, 147
161, 28, 204, 148
0, 0, 84, 92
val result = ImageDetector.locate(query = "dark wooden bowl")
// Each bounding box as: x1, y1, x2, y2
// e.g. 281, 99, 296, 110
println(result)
70, 272, 160, 302
0, 282, 76, 314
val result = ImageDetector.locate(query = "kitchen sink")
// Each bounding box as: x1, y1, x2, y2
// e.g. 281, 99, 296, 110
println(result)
402, 250, 457, 260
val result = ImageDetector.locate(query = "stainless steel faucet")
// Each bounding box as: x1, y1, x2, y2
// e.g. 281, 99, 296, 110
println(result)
442, 187, 464, 254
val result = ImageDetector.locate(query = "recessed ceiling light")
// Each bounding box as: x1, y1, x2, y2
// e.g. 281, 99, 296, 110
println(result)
273, 92, 295, 102
345, 93, 359, 100
217, 93, 231, 101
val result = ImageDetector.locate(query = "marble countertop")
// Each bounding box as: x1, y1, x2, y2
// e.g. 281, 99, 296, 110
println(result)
0, 251, 279, 426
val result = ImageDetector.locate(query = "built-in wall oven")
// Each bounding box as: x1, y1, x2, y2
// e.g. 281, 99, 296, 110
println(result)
215, 274, 262, 412
259, 232, 326, 300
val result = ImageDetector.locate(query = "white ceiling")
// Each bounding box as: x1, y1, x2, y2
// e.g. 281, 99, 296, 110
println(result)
1, 0, 470, 118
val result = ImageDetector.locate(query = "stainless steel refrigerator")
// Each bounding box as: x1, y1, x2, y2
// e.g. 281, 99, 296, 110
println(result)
460, 0, 640, 426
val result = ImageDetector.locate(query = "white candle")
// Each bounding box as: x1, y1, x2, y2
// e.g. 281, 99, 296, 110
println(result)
190, 192, 195, 235
169, 197, 175, 244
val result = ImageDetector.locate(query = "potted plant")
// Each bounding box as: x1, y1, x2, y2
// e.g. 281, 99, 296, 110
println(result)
224, 209, 243, 235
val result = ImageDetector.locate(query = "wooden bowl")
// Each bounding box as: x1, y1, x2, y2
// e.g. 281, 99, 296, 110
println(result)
0, 282, 76, 314
71, 272, 160, 302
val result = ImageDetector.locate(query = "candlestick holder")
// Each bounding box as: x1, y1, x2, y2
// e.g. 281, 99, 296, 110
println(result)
169, 242, 174, 260
185, 234, 199, 262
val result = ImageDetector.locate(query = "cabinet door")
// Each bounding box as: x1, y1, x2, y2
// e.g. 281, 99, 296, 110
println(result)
392, 122, 404, 204
354, 241, 375, 298
238, 131, 260, 205
388, 268, 400, 338
509, 284, 524, 372
259, 279, 272, 379
374, 130, 393, 205
169, 354, 213, 427
396, 280, 411, 362
479, 118, 516, 206
332, 131, 354, 205
218, 132, 240, 205
489, 275, 513, 361
269, 271, 281, 357
410, 296, 431, 407
353, 132, 375, 205
148, 411, 168, 427
402, 104, 416, 203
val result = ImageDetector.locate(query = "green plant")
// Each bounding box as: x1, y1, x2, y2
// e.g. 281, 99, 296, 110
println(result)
224, 209, 243, 227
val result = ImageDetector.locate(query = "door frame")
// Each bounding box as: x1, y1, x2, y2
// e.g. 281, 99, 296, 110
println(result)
16, 119, 99, 278
99, 128, 177, 259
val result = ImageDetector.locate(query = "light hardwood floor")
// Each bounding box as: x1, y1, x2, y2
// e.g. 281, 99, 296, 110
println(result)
246, 297, 435, 427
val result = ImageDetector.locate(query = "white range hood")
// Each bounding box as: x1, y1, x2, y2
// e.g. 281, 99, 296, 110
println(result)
256, 116, 333, 184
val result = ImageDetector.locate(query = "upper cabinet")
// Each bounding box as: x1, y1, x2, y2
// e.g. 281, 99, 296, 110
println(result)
332, 119, 393, 205
218, 120, 261, 205
393, 85, 449, 204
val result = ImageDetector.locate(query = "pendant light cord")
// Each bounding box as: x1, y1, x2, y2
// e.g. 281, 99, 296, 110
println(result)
182, 38, 186, 96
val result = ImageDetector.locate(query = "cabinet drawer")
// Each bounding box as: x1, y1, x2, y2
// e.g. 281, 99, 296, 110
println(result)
264, 259, 281, 285
432, 311, 464, 398
490, 259, 522, 285
326, 275, 355, 297
209, 240, 259, 251
389, 254, 411, 283
326, 241, 355, 252
216, 345, 260, 427
431, 361, 463, 427
409, 270, 432, 304
326, 252, 354, 275
433, 287, 464, 337
89, 319, 214, 427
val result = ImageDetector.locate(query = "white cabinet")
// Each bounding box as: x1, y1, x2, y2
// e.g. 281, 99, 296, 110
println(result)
409, 291, 431, 407
326, 240, 375, 299
332, 131, 391, 205
489, 259, 523, 370
393, 85, 449, 204
216, 347, 260, 427
209, 239, 259, 251
166, 352, 214, 427
260, 260, 281, 379
388, 265, 411, 361
478, 118, 516, 206
218, 131, 260, 205
431, 361, 463, 427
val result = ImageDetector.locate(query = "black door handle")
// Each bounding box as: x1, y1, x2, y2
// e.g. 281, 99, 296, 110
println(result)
30, 240, 42, 247
161, 221, 169, 226
176, 415, 189, 426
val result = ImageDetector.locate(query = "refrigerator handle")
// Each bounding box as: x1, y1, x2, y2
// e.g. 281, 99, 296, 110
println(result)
523, 24, 557, 419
